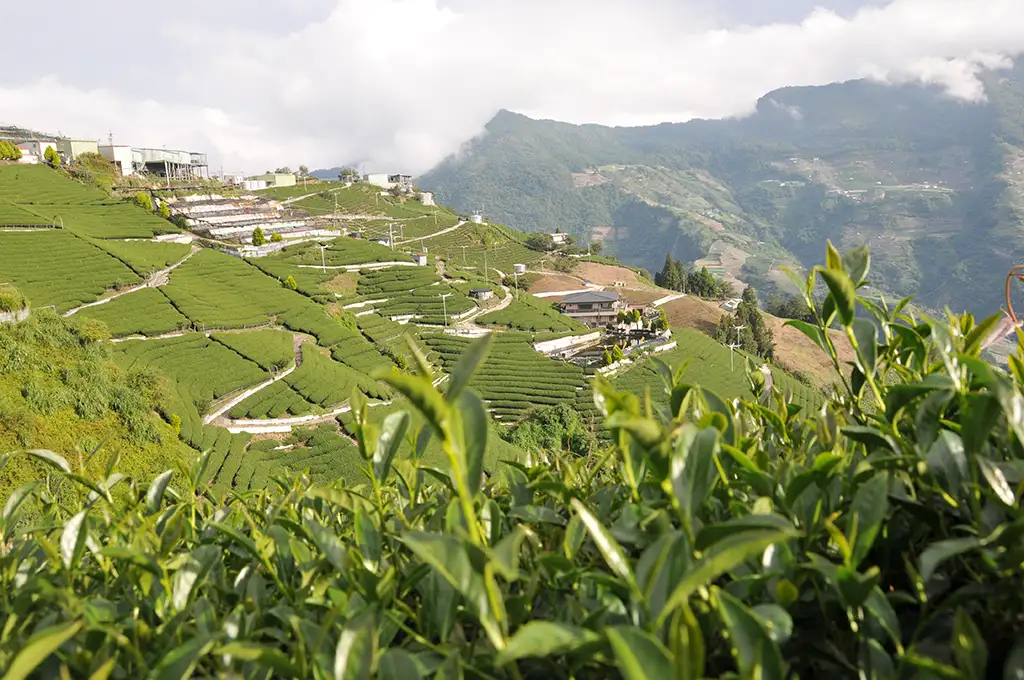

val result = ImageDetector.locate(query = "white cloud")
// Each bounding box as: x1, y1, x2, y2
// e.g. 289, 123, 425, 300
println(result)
2, 0, 1024, 174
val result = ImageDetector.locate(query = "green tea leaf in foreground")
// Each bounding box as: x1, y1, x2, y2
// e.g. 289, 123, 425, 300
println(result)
495, 621, 600, 665
607, 626, 674, 680
4, 621, 83, 680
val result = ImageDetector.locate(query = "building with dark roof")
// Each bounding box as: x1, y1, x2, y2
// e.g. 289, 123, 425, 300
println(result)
557, 290, 622, 327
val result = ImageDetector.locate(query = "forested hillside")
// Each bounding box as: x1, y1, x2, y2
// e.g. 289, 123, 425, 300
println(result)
419, 62, 1024, 317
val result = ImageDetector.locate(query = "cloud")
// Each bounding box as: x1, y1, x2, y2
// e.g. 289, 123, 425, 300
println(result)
2, 0, 1024, 174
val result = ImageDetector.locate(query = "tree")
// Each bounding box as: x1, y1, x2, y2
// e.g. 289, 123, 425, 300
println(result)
715, 286, 774, 359
589, 240, 604, 256
274, 167, 292, 175
0, 141, 22, 161
283, 275, 298, 290
43, 146, 61, 167
158, 201, 171, 220
134, 192, 153, 212
652, 307, 668, 331
602, 349, 614, 366
655, 253, 681, 290
298, 165, 309, 177
252, 227, 267, 246
611, 345, 625, 362
338, 167, 359, 182
270, 232, 283, 243
525, 233, 555, 252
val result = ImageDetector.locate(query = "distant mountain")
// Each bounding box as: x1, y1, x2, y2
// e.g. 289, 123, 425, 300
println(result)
418, 64, 1024, 317
310, 167, 342, 180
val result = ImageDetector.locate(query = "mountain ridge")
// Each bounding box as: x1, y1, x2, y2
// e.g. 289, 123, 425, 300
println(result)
417, 65, 1024, 317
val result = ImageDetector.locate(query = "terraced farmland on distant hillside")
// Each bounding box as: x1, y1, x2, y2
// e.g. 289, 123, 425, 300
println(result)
614, 328, 823, 410
226, 430, 364, 489
113, 334, 268, 448
424, 333, 587, 421
0, 230, 140, 312
74, 288, 188, 337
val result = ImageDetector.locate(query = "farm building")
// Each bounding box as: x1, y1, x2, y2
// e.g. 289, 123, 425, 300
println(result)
413, 253, 428, 266
419, 191, 435, 206
252, 173, 296, 188
470, 288, 494, 301
98, 145, 134, 175
557, 290, 623, 327
99, 145, 210, 179
720, 298, 741, 312
550, 232, 569, 245
16, 138, 58, 161
56, 139, 99, 161
363, 173, 414, 191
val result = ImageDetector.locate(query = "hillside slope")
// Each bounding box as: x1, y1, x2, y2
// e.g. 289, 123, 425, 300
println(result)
419, 64, 1024, 318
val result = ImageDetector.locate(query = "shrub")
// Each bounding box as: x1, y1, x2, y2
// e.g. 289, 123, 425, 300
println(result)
252, 226, 267, 246
0, 141, 23, 161
611, 344, 624, 362
283, 275, 298, 290
157, 201, 171, 219
0, 286, 27, 312
5, 244, 1024, 678
270, 232, 283, 243
133, 191, 153, 211
43, 146, 60, 167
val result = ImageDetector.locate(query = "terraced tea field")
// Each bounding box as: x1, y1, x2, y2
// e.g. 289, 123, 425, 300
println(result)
75, 288, 189, 337
277, 237, 410, 267
228, 380, 313, 420
423, 333, 587, 421
0, 200, 49, 226
285, 345, 391, 405
0, 165, 112, 204
357, 267, 475, 323
0, 230, 140, 312
91, 240, 193, 275
29, 203, 175, 239
614, 328, 823, 410
211, 329, 296, 371
162, 249, 307, 328
113, 334, 269, 447
426, 223, 544, 274
477, 293, 585, 332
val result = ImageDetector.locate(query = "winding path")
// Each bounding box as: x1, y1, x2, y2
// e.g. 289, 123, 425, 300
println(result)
63, 246, 199, 318
395, 220, 466, 246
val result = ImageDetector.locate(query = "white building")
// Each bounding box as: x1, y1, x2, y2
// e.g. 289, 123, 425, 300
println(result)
550, 232, 569, 245
413, 253, 428, 266
99, 145, 135, 176
419, 191, 435, 206
471, 214, 484, 224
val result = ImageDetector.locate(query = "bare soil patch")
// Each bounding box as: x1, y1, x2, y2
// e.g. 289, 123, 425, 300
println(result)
575, 262, 654, 288
528, 273, 586, 294
325, 272, 359, 295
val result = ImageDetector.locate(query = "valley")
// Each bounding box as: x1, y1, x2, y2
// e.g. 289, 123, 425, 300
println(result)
419, 63, 1024, 320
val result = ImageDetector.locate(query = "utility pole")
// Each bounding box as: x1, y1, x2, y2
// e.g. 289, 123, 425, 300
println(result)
513, 268, 519, 299
461, 245, 468, 263
319, 243, 328, 273
439, 292, 453, 327
388, 223, 394, 249
730, 324, 746, 371
484, 247, 489, 284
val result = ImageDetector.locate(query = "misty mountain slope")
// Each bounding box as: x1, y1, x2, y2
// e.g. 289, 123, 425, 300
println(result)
419, 66, 1024, 317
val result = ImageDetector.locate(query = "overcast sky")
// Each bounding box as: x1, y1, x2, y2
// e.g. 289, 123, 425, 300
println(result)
2, 0, 1023, 174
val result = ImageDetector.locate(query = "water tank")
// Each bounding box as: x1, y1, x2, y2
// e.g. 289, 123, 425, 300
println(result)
513, 263, 527, 275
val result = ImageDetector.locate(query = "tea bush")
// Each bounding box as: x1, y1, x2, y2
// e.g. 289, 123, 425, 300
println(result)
2, 243, 1024, 679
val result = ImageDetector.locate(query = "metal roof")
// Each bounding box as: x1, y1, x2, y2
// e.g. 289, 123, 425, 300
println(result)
560, 290, 620, 304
